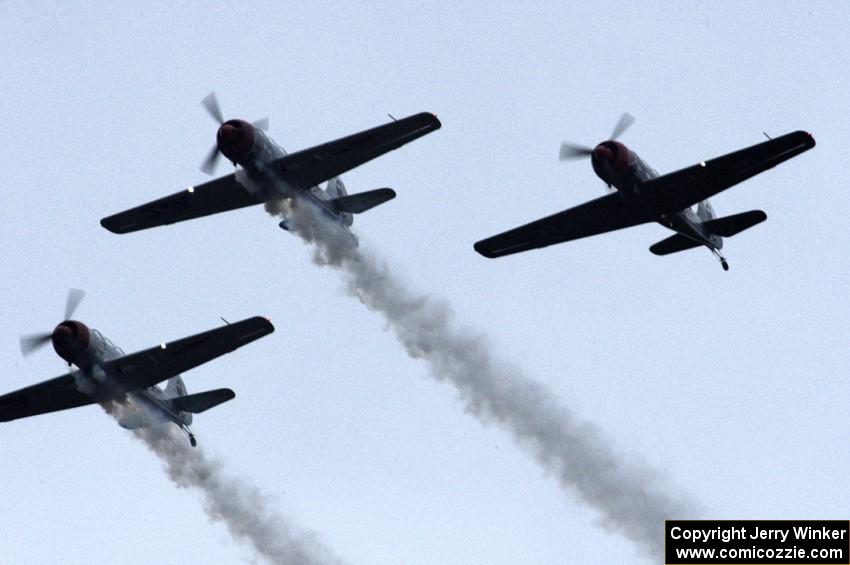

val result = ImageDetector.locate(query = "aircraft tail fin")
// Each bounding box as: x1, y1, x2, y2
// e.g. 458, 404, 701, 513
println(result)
164, 376, 188, 399
696, 200, 716, 222
171, 388, 235, 414
326, 178, 353, 226
326, 176, 348, 198
649, 233, 703, 256
702, 210, 767, 237
329, 188, 396, 214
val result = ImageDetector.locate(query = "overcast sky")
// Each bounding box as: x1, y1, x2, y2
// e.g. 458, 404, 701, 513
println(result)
2, 2, 848, 564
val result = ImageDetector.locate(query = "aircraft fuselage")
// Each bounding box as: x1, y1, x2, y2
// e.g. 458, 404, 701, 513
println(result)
53, 321, 190, 428
592, 140, 722, 252
220, 120, 354, 231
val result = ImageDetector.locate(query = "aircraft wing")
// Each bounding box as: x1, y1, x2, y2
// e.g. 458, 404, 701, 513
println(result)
641, 131, 815, 214
272, 112, 441, 189
0, 373, 95, 422
100, 173, 262, 234
103, 316, 274, 392
474, 192, 656, 258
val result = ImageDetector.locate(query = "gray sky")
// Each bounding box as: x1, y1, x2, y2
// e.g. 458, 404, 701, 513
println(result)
2, 2, 848, 564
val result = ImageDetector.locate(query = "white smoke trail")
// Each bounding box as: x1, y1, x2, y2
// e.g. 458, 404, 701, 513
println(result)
103, 401, 343, 565
280, 201, 699, 558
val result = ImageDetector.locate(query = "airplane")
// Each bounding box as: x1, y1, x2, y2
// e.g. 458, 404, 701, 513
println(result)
3, 290, 274, 447
100, 93, 441, 236
474, 114, 815, 270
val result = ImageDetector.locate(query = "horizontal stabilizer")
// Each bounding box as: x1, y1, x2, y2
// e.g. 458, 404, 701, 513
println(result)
649, 233, 703, 256
330, 188, 396, 214
171, 388, 235, 414
702, 210, 767, 237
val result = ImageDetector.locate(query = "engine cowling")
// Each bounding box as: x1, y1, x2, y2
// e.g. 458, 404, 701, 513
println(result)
216, 119, 256, 164
51, 320, 90, 365
591, 140, 632, 185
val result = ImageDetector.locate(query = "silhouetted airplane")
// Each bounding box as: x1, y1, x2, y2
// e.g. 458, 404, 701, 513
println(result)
101, 93, 440, 238
475, 114, 815, 270
5, 290, 273, 446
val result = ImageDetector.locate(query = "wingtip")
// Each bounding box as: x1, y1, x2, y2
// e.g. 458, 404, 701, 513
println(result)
413, 111, 441, 130
473, 241, 496, 259
100, 217, 123, 234
242, 315, 276, 333
792, 130, 816, 148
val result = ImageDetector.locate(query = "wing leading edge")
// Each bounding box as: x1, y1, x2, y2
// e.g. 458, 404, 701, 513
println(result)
272, 112, 441, 189
474, 192, 655, 258
642, 130, 815, 213
105, 316, 274, 392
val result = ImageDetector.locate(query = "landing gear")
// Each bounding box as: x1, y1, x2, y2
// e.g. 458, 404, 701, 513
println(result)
711, 248, 729, 272
181, 424, 197, 447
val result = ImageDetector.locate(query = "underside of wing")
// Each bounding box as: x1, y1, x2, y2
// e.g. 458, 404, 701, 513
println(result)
100, 173, 262, 234
0, 374, 95, 423
104, 316, 274, 392
273, 112, 441, 189
642, 131, 815, 214
474, 193, 655, 258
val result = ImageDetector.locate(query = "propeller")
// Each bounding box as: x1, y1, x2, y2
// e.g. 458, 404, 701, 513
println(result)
200, 143, 221, 175
199, 92, 269, 175
65, 288, 85, 320
19, 289, 86, 357
200, 92, 224, 174
201, 92, 224, 124
20, 333, 52, 356
609, 112, 635, 141
558, 142, 593, 161
559, 112, 635, 162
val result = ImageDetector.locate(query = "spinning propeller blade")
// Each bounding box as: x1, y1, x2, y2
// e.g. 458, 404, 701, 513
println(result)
20, 333, 52, 356
609, 112, 635, 141
65, 288, 85, 320
559, 142, 594, 161
19, 288, 86, 357
201, 92, 224, 124
200, 144, 221, 175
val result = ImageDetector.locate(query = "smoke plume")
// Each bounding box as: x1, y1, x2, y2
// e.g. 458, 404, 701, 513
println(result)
280, 201, 699, 558
103, 401, 343, 565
